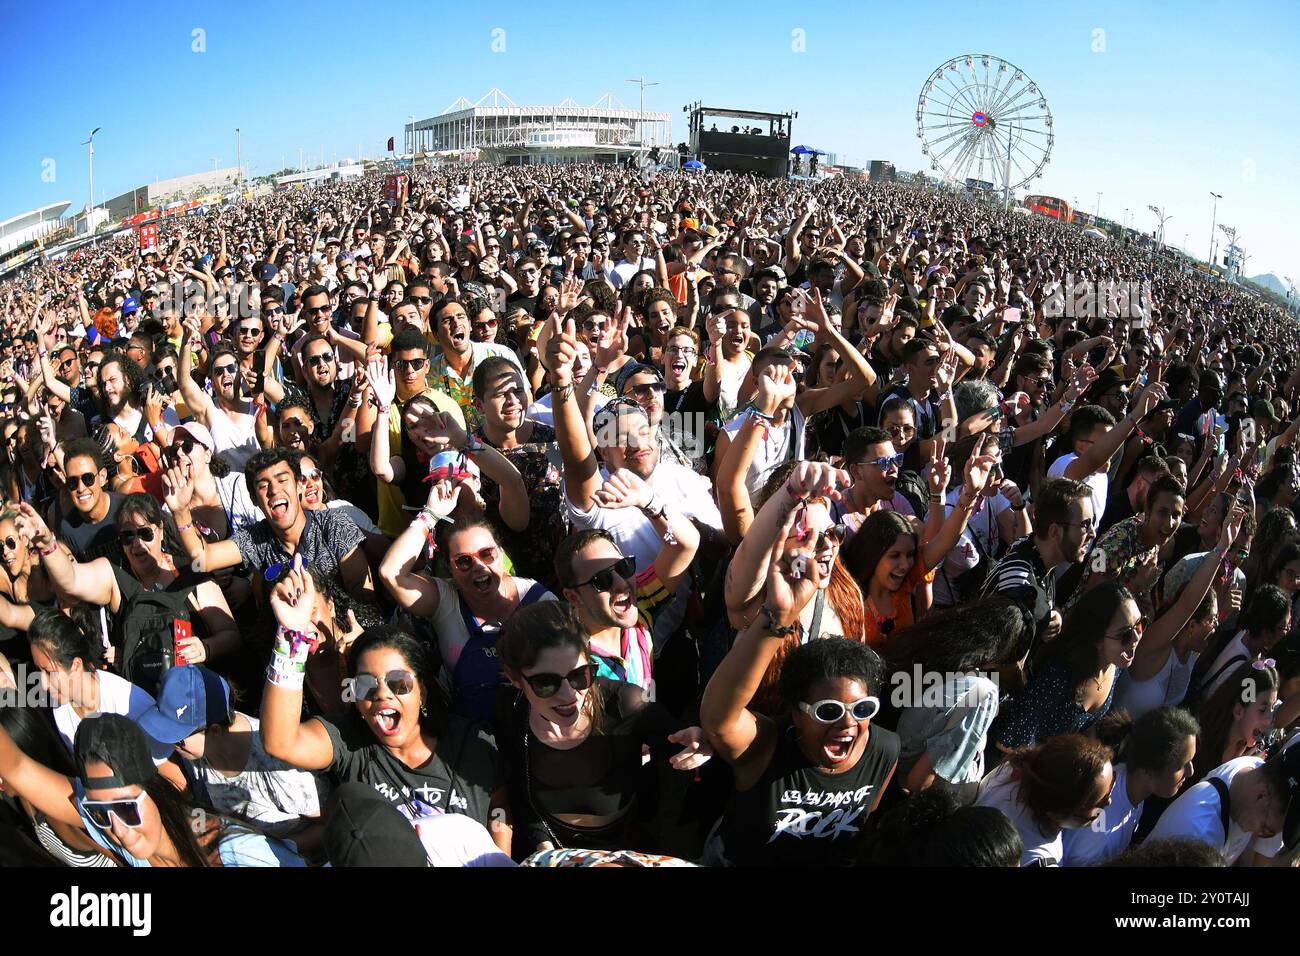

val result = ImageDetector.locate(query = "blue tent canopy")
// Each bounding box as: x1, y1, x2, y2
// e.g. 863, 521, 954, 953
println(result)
683, 159, 705, 170
790, 145, 826, 156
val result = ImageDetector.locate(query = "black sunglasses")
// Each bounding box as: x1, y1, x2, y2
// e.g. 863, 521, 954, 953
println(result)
573, 555, 636, 591
118, 526, 157, 546
307, 352, 336, 368
66, 472, 99, 489
524, 663, 599, 699
393, 357, 427, 373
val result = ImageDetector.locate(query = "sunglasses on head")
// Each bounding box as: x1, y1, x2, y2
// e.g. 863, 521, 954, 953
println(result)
352, 669, 416, 702
798, 697, 880, 724
81, 793, 148, 831
574, 555, 636, 592
452, 546, 499, 572
524, 662, 599, 699
118, 526, 157, 546
67, 472, 99, 489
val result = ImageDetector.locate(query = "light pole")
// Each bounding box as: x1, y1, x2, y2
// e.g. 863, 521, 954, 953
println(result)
82, 127, 101, 221
1095, 192, 1102, 221
236, 128, 242, 184
1147, 205, 1171, 251
1208, 191, 1221, 265
627, 77, 660, 150
1218, 224, 1237, 279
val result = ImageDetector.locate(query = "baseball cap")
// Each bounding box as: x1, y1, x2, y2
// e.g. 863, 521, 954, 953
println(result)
173, 421, 214, 452
121, 297, 139, 317
73, 714, 158, 791
137, 665, 232, 744
1252, 399, 1281, 423
324, 783, 428, 867
257, 263, 278, 283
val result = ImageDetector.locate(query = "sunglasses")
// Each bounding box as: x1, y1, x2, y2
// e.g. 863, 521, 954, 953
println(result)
66, 472, 99, 489
84, 361, 102, 373
304, 304, 332, 316
118, 526, 157, 546
263, 307, 284, 317
452, 546, 500, 572
352, 669, 417, 702
237, 326, 262, 338
307, 352, 336, 368
410, 296, 433, 305
82, 793, 148, 831
524, 662, 599, 699
861, 453, 904, 471
302, 467, 322, 481
0, 536, 21, 553
798, 697, 880, 724
629, 382, 666, 398
473, 318, 498, 330
58, 358, 78, 371
393, 357, 427, 373
1105, 622, 1144, 647
573, 555, 636, 591
790, 522, 848, 549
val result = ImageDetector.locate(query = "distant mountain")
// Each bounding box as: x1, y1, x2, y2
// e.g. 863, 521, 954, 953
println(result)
1249, 273, 1288, 296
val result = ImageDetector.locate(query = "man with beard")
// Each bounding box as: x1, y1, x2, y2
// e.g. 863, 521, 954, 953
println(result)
96, 350, 178, 443
292, 285, 367, 383
554, 470, 700, 691
426, 296, 522, 427
166, 448, 375, 604
546, 314, 721, 571
298, 333, 355, 448
55, 438, 126, 564
37, 335, 100, 424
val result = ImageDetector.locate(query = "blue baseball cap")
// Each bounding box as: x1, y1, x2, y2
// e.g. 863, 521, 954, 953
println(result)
137, 665, 232, 744
121, 297, 139, 316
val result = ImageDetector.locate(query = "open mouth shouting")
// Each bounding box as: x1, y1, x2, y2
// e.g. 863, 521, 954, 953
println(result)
822, 732, 856, 763
372, 708, 402, 738
267, 493, 292, 522
302, 484, 321, 508
470, 570, 497, 593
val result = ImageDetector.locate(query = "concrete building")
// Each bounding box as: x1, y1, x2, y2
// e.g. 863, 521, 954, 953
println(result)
406, 89, 671, 166
103, 166, 241, 221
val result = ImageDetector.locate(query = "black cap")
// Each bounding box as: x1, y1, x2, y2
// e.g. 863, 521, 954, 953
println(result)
323, 784, 428, 867
615, 362, 663, 397
74, 714, 158, 791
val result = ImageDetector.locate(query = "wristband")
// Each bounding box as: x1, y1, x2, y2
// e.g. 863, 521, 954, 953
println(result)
176, 522, 194, 534
758, 605, 800, 638
37, 540, 59, 557
1009, 501, 1026, 511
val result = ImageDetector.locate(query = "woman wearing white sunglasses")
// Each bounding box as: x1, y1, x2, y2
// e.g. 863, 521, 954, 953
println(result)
701, 506, 899, 866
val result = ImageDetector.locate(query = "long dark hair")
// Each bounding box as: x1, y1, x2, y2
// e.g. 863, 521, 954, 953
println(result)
1195, 661, 1279, 773
882, 596, 1025, 674
1038, 581, 1134, 703
0, 705, 77, 778
842, 509, 916, 592
27, 609, 103, 671
117, 492, 187, 562
500, 601, 606, 730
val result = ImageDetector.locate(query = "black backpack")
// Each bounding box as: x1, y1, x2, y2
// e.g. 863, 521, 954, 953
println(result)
118, 587, 194, 697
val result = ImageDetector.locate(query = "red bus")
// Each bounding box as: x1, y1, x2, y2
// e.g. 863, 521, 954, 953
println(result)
1023, 195, 1074, 224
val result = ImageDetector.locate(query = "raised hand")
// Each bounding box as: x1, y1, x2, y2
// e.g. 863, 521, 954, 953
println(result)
592, 310, 629, 368
558, 274, 584, 313
765, 509, 822, 622
162, 463, 195, 513
784, 461, 850, 503
1065, 363, 1098, 402
543, 314, 580, 387
365, 355, 397, 409
591, 468, 652, 511
666, 727, 713, 771
269, 554, 317, 635
13, 501, 53, 549
963, 435, 999, 496
754, 363, 797, 416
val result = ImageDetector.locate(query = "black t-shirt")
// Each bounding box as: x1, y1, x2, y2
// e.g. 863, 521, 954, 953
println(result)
59, 493, 126, 565
715, 716, 899, 866
319, 713, 502, 827
663, 379, 717, 474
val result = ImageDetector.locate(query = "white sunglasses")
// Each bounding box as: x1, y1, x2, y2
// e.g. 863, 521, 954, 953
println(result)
798, 697, 880, 724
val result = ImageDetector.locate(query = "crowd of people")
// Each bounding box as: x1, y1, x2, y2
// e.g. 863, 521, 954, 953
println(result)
0, 159, 1297, 868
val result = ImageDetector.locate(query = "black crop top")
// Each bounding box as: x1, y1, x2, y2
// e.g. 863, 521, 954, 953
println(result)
502, 679, 686, 854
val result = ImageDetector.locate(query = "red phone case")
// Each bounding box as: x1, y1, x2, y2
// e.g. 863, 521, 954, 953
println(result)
173, 618, 192, 664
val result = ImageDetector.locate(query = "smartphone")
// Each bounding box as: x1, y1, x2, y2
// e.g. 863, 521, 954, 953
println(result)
173, 618, 192, 665
1002, 307, 1022, 325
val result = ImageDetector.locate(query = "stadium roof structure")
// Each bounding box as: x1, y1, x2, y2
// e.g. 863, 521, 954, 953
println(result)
0, 201, 72, 241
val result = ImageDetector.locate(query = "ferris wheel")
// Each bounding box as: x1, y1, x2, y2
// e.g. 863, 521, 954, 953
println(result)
916, 54, 1053, 192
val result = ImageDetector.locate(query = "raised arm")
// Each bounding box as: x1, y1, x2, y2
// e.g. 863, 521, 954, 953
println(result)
364, 355, 402, 484
1065, 382, 1166, 480
923, 437, 997, 572
163, 466, 243, 573
545, 313, 603, 512
260, 558, 337, 771
591, 469, 699, 592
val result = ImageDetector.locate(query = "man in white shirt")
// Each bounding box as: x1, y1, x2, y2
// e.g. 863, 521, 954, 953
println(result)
1147, 745, 1299, 866
609, 230, 656, 289
1048, 381, 1163, 527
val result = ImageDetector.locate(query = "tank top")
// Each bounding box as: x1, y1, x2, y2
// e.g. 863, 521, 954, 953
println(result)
1116, 648, 1199, 721
206, 401, 260, 472
715, 716, 899, 866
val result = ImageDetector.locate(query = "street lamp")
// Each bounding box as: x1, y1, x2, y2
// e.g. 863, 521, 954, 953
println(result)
1208, 191, 1222, 265
627, 77, 660, 151
82, 127, 101, 222
1147, 205, 1171, 251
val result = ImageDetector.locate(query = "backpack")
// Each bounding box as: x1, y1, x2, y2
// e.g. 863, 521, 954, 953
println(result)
118, 587, 195, 697
895, 469, 930, 521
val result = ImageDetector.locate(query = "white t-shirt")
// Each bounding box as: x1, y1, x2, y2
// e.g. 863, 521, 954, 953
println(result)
1147, 756, 1278, 864
1048, 452, 1108, 527
1061, 763, 1140, 866
54, 671, 173, 765
413, 812, 516, 867
566, 460, 724, 570
187, 713, 329, 837
205, 401, 261, 472
429, 576, 556, 693
610, 257, 656, 289
934, 489, 1010, 606
326, 500, 381, 536
975, 762, 1066, 866
527, 391, 607, 428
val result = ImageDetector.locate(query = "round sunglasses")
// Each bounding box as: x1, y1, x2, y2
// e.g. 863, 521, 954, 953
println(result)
798, 697, 880, 724
524, 662, 599, 699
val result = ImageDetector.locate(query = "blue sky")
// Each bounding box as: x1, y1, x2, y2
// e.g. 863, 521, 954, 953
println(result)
2, 0, 1296, 282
